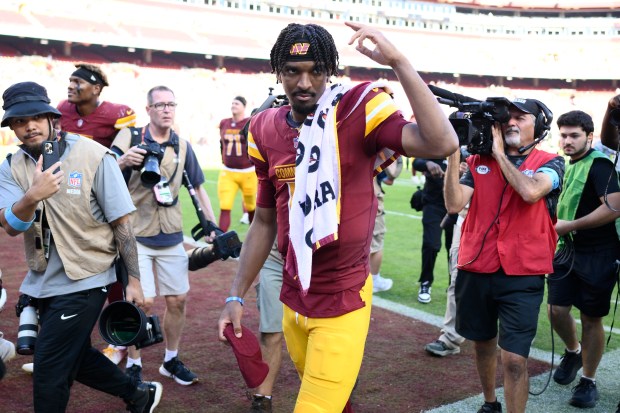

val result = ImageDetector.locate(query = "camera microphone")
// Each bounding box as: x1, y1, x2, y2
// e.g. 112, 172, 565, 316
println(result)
428, 85, 480, 105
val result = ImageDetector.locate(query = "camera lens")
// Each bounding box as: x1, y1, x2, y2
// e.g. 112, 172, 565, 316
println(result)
17, 306, 38, 355
141, 155, 161, 187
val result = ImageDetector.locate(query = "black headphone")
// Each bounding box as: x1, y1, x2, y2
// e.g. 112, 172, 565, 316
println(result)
532, 99, 554, 140
518, 100, 554, 154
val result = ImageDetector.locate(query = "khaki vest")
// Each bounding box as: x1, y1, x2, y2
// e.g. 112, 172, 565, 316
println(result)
113, 127, 187, 237
11, 135, 117, 280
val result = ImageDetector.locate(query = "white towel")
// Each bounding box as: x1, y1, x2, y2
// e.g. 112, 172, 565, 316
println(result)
286, 81, 396, 294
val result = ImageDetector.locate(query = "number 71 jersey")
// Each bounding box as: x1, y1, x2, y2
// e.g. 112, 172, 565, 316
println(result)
218, 117, 252, 169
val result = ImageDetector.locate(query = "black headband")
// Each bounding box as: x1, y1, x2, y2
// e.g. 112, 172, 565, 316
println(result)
285, 37, 315, 62
71, 67, 107, 86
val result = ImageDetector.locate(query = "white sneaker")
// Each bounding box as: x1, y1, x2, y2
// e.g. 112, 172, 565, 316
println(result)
102, 344, 128, 365
239, 212, 250, 225
0, 333, 15, 362
22, 362, 33, 374
373, 275, 393, 293
418, 282, 432, 303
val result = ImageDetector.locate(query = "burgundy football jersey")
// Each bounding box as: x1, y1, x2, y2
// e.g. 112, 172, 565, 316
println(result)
248, 83, 408, 317
219, 117, 252, 169
58, 100, 136, 148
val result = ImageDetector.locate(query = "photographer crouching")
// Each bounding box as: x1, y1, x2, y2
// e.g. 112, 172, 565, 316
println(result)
0, 82, 162, 412
112, 85, 217, 386
444, 97, 565, 413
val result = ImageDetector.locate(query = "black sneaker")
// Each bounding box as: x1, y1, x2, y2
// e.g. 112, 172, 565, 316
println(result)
478, 400, 502, 413
159, 356, 198, 386
126, 365, 143, 385
125, 381, 163, 413
249, 395, 272, 413
615, 400, 620, 413
553, 349, 582, 385
569, 377, 599, 408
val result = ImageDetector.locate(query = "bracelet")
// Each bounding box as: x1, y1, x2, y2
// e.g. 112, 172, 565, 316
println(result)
225, 296, 244, 306
5, 204, 34, 232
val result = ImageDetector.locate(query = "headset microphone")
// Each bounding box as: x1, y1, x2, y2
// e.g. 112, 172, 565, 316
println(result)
518, 134, 546, 154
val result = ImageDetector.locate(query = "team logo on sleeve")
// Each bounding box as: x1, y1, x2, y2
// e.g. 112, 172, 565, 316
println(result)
67, 171, 82, 195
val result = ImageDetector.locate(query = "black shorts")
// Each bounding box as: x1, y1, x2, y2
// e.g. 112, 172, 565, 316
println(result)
548, 247, 619, 318
455, 268, 544, 358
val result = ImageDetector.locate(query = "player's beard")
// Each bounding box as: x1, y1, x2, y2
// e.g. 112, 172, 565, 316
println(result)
291, 101, 316, 119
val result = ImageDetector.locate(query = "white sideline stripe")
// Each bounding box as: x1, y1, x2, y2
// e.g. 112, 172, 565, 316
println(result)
575, 318, 620, 335
384, 210, 421, 219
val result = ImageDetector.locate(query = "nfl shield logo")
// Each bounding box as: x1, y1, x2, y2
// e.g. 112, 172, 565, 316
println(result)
68, 171, 82, 188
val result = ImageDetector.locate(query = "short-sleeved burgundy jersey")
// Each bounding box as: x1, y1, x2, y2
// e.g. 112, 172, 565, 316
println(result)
248, 82, 408, 317
57, 100, 136, 148
219, 117, 252, 169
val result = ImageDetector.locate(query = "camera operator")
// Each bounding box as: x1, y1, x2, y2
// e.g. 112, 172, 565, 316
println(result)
445, 98, 564, 413
0, 82, 161, 412
112, 85, 216, 386
547, 110, 620, 409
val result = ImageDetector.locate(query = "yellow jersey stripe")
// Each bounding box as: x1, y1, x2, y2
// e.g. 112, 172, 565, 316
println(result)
247, 131, 265, 162
115, 114, 137, 129
365, 93, 398, 137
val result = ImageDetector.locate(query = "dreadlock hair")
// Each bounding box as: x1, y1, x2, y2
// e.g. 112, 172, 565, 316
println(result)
270, 23, 339, 81
74, 62, 109, 87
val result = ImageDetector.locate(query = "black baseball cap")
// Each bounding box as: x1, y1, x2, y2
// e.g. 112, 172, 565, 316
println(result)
2, 82, 61, 127
510, 98, 541, 117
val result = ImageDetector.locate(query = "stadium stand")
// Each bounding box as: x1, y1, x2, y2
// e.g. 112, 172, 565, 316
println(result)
0, 0, 617, 166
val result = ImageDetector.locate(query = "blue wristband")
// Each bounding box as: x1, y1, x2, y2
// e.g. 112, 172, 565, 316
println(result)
5, 204, 34, 232
225, 296, 244, 306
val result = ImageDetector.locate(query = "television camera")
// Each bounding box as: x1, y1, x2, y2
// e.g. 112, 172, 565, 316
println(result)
429, 84, 512, 155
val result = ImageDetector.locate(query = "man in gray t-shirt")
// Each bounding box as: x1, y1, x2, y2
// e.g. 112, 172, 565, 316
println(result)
0, 81, 162, 413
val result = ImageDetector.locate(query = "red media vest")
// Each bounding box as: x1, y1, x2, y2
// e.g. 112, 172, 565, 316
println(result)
458, 149, 558, 276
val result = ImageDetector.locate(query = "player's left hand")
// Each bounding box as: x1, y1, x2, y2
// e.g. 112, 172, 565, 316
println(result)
346, 22, 404, 67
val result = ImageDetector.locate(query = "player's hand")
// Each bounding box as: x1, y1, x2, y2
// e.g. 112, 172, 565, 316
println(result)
217, 300, 244, 343
346, 22, 405, 68
28, 156, 63, 202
